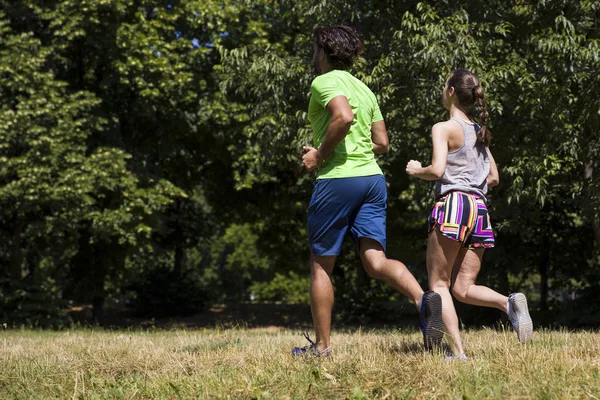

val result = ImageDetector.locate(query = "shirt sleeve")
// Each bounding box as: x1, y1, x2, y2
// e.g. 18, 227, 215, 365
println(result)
371, 102, 384, 124
310, 76, 346, 108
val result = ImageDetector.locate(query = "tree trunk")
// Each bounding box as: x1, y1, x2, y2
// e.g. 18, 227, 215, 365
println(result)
173, 198, 185, 275
594, 218, 600, 251
539, 248, 549, 311
584, 160, 600, 250
174, 243, 183, 275
92, 295, 105, 323
91, 244, 108, 324
9, 218, 24, 279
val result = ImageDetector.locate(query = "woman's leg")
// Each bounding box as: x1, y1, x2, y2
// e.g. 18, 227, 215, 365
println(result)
452, 248, 533, 343
427, 229, 463, 355
451, 248, 508, 312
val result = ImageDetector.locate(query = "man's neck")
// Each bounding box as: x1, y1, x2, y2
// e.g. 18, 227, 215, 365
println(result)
320, 64, 335, 74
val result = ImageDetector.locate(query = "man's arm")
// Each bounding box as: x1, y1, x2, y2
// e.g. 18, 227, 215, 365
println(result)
302, 96, 354, 171
487, 148, 499, 187
371, 120, 388, 154
405, 123, 448, 180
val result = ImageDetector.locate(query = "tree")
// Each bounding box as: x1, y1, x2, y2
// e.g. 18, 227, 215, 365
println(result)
0, 11, 182, 323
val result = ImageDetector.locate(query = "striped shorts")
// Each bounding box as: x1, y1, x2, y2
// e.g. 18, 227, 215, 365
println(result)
427, 191, 495, 249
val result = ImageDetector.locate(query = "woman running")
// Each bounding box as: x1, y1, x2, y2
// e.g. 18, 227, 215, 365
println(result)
405, 69, 533, 358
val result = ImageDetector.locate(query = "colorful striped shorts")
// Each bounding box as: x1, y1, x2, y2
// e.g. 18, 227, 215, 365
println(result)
427, 191, 495, 249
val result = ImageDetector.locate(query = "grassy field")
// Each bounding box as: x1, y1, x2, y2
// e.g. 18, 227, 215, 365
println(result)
1, 327, 599, 399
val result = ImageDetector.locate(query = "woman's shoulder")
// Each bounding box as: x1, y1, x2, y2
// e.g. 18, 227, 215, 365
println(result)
434, 119, 463, 129
432, 120, 463, 135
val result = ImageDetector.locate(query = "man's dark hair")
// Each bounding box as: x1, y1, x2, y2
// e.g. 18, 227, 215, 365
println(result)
313, 26, 364, 70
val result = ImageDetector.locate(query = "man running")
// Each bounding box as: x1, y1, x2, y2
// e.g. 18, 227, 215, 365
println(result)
293, 25, 443, 357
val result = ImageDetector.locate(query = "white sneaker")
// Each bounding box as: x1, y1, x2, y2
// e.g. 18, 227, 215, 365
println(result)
445, 352, 468, 361
507, 293, 533, 343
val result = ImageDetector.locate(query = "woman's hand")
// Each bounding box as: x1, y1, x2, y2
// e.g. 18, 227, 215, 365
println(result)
405, 160, 422, 176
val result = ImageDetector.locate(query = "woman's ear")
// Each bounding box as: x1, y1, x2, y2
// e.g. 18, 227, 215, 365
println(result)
448, 86, 455, 97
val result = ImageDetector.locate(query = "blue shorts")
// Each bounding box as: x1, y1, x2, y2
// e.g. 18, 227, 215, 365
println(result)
308, 174, 387, 256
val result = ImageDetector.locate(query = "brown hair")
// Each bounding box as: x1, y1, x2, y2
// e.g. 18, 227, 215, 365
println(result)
446, 69, 491, 146
313, 26, 364, 70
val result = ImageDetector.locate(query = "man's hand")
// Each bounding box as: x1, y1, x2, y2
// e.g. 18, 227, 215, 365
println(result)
302, 146, 322, 171
405, 160, 422, 176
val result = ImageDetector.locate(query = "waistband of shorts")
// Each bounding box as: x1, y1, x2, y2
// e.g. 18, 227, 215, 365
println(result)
436, 191, 483, 201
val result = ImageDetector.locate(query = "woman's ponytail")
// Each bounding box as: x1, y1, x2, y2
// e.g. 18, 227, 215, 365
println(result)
448, 70, 492, 147
473, 85, 491, 147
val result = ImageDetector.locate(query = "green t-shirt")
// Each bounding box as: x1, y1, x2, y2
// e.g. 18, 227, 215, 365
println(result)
308, 69, 383, 179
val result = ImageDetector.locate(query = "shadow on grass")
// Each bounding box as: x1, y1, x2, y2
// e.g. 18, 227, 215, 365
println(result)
70, 303, 315, 330
69, 301, 424, 331
387, 341, 425, 355
387, 341, 454, 357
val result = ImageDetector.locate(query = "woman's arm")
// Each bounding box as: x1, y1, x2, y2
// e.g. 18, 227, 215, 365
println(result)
487, 148, 499, 187
405, 123, 449, 180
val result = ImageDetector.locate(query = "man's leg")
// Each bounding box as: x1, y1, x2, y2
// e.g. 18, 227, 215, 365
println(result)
349, 175, 442, 349
359, 237, 444, 349
358, 238, 423, 306
304, 177, 355, 355
310, 254, 336, 351
351, 176, 424, 306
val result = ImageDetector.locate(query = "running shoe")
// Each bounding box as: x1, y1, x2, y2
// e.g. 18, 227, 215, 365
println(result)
445, 351, 468, 361
419, 291, 444, 350
292, 332, 332, 357
507, 293, 533, 343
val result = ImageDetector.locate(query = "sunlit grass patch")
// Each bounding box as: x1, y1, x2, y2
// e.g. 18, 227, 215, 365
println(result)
0, 327, 599, 399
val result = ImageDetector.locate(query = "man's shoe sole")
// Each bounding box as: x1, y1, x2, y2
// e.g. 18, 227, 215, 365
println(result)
423, 292, 444, 350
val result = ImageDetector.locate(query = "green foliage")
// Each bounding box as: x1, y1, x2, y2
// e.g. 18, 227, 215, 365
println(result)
0, 0, 598, 324
0, 277, 69, 328
249, 272, 310, 304
213, 0, 600, 319
0, 5, 184, 324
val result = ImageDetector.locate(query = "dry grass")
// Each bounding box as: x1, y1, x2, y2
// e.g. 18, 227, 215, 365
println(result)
1, 327, 599, 399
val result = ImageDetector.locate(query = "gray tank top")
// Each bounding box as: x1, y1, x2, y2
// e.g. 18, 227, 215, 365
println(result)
434, 117, 490, 202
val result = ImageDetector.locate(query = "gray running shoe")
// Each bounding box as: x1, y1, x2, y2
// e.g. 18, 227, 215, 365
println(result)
445, 352, 468, 361
507, 293, 533, 343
